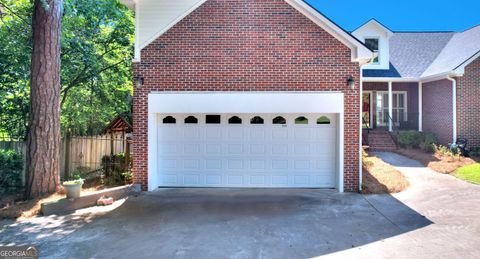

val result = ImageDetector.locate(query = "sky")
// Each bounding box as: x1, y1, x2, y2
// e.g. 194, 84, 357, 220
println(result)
306, 0, 480, 32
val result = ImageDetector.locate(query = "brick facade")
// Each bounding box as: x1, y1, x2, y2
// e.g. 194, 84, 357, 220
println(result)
133, 0, 361, 191
457, 57, 480, 148
422, 79, 453, 144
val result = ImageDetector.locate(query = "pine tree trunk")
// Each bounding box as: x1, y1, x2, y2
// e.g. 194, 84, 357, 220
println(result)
25, 0, 63, 199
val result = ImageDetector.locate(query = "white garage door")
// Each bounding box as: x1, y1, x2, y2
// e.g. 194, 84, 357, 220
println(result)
156, 113, 337, 188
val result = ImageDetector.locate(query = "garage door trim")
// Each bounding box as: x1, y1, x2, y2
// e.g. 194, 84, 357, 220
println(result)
147, 92, 345, 192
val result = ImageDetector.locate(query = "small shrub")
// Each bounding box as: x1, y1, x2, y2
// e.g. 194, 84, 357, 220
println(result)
362, 148, 373, 167
0, 149, 23, 194
469, 147, 480, 157
397, 131, 437, 152
419, 133, 437, 152
433, 144, 461, 160
101, 152, 132, 186
397, 130, 424, 148
63, 179, 84, 185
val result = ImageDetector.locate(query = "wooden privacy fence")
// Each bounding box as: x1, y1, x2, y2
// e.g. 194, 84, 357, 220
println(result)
0, 134, 129, 184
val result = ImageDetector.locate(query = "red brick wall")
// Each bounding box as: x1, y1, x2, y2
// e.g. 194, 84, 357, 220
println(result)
422, 79, 453, 144
133, 0, 361, 191
363, 82, 419, 129
457, 57, 480, 148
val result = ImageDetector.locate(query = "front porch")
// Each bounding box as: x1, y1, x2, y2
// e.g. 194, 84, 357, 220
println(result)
362, 81, 421, 150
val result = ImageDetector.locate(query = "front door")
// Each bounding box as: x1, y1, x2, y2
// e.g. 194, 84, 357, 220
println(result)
362, 92, 372, 128
376, 91, 407, 127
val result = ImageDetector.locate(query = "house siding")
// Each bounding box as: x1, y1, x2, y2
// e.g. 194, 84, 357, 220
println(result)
422, 79, 453, 144
457, 57, 480, 149
133, 0, 361, 191
363, 82, 419, 129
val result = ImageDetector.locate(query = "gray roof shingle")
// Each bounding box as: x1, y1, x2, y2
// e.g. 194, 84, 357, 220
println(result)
363, 32, 455, 78
423, 25, 480, 77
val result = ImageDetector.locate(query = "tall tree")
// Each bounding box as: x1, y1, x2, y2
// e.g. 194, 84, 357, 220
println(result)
25, 0, 63, 198
0, 0, 133, 138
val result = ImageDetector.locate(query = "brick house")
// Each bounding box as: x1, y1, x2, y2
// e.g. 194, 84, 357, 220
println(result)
353, 19, 480, 149
121, 0, 480, 192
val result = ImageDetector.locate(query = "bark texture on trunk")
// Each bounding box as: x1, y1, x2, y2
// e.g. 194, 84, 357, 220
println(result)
25, 0, 63, 199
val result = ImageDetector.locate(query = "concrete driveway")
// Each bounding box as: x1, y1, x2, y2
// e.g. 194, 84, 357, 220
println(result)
1, 152, 479, 258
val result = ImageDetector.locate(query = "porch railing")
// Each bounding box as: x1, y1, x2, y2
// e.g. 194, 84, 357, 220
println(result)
362, 116, 370, 146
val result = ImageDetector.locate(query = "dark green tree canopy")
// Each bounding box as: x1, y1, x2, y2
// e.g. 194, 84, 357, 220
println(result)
0, 0, 134, 138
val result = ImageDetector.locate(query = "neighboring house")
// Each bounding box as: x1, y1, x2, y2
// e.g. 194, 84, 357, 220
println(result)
121, 0, 480, 192
352, 19, 480, 149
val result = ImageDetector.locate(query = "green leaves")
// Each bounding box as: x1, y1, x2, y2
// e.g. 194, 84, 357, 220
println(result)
0, 0, 134, 137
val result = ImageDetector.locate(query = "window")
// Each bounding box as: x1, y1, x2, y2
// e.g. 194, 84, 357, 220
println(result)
295, 116, 308, 124
272, 116, 286, 124
228, 116, 242, 124
205, 115, 221, 124
365, 38, 379, 63
163, 116, 176, 124
250, 116, 264, 124
317, 116, 331, 125
184, 116, 198, 124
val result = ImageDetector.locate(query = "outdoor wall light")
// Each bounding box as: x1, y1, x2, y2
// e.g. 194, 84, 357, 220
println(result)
134, 76, 144, 88
347, 76, 355, 89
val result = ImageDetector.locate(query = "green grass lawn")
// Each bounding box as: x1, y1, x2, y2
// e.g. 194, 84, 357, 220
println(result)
455, 163, 480, 184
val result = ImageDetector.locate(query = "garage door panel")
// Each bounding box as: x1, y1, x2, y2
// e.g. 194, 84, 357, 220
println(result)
157, 113, 338, 188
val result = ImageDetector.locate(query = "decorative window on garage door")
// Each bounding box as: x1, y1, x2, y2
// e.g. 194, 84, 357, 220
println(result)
228, 116, 242, 124
272, 116, 286, 124
250, 116, 264, 124
317, 116, 331, 125
163, 116, 176, 124
295, 116, 308, 124
184, 116, 198, 124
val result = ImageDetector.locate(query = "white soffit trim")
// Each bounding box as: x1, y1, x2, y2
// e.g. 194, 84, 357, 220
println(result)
453, 50, 480, 75
362, 77, 420, 82
126, 0, 373, 63
352, 19, 394, 38
139, 0, 209, 51
148, 92, 344, 114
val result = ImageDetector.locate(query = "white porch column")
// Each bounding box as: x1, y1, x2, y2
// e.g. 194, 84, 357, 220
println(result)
418, 82, 422, 132
388, 81, 393, 132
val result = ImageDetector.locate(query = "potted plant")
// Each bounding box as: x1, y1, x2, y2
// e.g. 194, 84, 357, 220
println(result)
63, 176, 84, 199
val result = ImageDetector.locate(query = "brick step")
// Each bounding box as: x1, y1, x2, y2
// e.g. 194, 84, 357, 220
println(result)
366, 131, 397, 151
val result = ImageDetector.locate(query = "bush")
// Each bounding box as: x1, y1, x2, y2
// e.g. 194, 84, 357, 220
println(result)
397, 131, 437, 152
0, 149, 23, 194
397, 130, 423, 148
433, 144, 460, 160
419, 133, 437, 152
101, 152, 132, 185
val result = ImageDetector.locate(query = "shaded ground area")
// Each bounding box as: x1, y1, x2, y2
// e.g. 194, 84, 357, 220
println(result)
1, 153, 480, 258
1, 188, 429, 258
331, 152, 480, 258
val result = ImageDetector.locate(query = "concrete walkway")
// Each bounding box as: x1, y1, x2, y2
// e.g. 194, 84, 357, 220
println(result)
1, 152, 479, 258
329, 152, 480, 258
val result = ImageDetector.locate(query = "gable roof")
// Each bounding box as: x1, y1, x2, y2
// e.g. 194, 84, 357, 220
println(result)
103, 113, 133, 134
352, 18, 394, 37
422, 25, 480, 77
123, 0, 373, 63
363, 24, 480, 79
363, 32, 455, 78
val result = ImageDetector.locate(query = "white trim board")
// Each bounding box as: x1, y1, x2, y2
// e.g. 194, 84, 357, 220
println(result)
147, 92, 346, 192
124, 0, 373, 63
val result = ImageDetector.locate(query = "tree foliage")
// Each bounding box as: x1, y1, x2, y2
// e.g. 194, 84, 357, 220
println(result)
0, 0, 134, 138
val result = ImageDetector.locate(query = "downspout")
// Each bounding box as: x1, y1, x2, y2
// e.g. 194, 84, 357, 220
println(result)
359, 65, 365, 192
446, 76, 457, 144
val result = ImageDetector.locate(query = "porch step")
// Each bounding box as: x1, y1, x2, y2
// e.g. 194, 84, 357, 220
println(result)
366, 131, 397, 151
